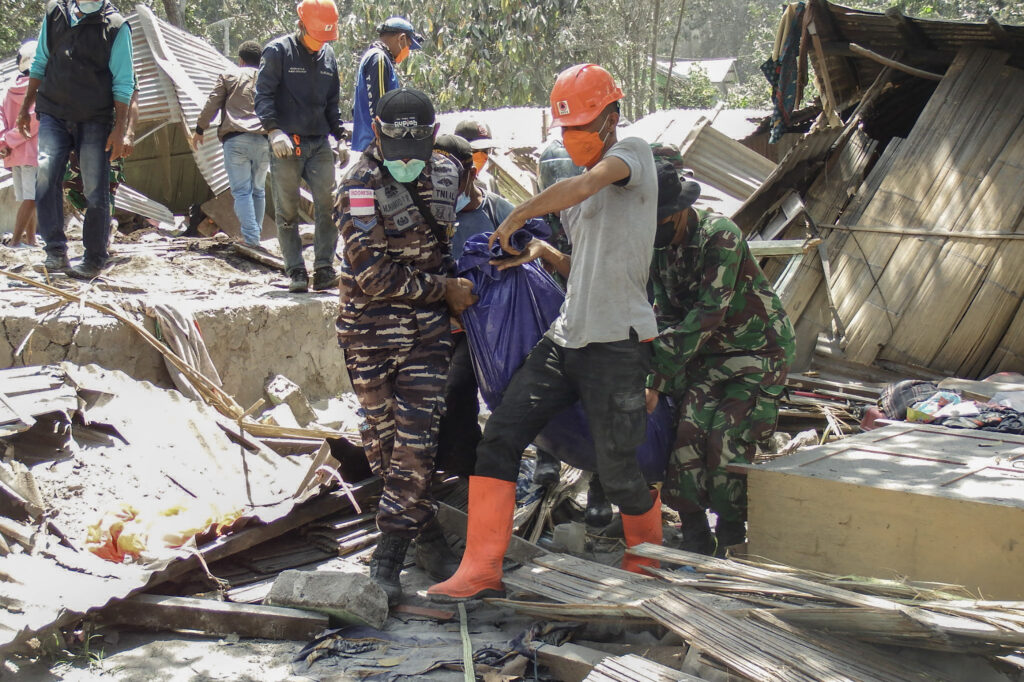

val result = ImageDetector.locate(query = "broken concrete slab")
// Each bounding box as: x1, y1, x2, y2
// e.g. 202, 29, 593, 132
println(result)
264, 569, 389, 629
265, 375, 318, 427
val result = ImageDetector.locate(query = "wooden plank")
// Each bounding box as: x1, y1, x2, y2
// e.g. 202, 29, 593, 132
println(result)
746, 454, 1024, 599
99, 593, 329, 641
642, 590, 946, 682
536, 642, 608, 682
746, 239, 814, 257
585, 653, 707, 682
825, 48, 1001, 362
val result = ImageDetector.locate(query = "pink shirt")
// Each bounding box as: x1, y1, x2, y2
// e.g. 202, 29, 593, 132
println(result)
0, 75, 39, 168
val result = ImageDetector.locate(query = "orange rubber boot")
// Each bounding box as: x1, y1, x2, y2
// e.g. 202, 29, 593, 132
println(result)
427, 476, 516, 602
621, 489, 663, 574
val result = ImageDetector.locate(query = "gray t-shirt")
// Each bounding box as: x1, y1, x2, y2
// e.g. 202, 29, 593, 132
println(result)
546, 136, 658, 348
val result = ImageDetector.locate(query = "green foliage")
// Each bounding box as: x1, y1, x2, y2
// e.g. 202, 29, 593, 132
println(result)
0, 0, 46, 60
662, 65, 720, 108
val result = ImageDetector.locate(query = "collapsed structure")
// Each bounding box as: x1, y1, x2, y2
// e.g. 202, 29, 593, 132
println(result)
2, 1, 1024, 680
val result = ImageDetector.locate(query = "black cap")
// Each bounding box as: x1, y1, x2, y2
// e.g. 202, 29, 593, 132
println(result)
376, 87, 436, 162
656, 159, 701, 221
434, 134, 473, 169
454, 119, 496, 150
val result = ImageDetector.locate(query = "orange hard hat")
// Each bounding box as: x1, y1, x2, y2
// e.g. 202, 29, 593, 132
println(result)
297, 0, 339, 42
549, 64, 624, 128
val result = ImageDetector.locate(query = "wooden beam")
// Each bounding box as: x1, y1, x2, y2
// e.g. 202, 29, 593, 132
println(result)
534, 642, 609, 682
884, 7, 934, 51
98, 594, 329, 641
232, 243, 285, 272
807, 21, 843, 126
848, 43, 944, 81
748, 239, 819, 258
831, 224, 1024, 240
986, 16, 1017, 51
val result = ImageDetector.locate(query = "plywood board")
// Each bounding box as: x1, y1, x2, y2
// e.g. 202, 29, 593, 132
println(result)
747, 423, 1024, 599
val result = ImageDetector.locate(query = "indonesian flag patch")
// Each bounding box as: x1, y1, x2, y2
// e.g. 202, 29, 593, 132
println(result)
349, 188, 375, 217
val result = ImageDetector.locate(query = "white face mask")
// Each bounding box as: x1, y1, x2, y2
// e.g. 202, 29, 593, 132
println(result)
77, 0, 104, 13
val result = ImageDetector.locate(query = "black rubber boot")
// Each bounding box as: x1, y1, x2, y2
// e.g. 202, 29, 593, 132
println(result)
680, 511, 714, 556
584, 474, 613, 528
414, 519, 461, 581
533, 449, 560, 488
369, 534, 411, 606
288, 268, 309, 293
715, 518, 747, 557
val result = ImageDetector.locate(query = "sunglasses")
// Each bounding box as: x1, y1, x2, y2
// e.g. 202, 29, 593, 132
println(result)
377, 121, 434, 140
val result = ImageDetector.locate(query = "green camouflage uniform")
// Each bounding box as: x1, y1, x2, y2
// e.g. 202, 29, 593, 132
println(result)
648, 209, 795, 522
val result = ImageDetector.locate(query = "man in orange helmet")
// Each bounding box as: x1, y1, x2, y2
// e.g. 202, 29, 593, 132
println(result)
429, 64, 663, 602
255, 0, 345, 293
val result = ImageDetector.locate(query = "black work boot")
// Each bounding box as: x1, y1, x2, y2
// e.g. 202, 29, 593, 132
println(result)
715, 518, 747, 558
67, 259, 105, 281
414, 518, 461, 581
288, 268, 309, 293
584, 474, 613, 528
312, 266, 338, 291
680, 511, 714, 556
533, 449, 560, 489
42, 251, 70, 272
369, 534, 411, 606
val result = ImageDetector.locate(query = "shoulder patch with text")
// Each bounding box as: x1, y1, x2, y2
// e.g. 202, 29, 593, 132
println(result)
348, 188, 376, 217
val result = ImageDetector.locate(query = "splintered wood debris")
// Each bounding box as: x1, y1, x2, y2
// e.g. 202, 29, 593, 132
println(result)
493, 544, 1024, 680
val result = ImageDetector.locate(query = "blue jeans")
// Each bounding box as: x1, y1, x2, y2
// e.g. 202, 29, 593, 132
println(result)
222, 133, 270, 246
36, 113, 111, 265
268, 136, 337, 275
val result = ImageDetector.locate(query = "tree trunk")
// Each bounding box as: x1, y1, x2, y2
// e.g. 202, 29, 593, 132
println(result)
663, 0, 687, 107
161, 0, 185, 27
648, 0, 661, 114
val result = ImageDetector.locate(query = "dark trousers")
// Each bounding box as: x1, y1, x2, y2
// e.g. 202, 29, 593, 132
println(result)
474, 335, 654, 516
436, 332, 481, 476
36, 113, 112, 265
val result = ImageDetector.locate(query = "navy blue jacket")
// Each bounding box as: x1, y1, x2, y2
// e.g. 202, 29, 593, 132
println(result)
255, 33, 344, 139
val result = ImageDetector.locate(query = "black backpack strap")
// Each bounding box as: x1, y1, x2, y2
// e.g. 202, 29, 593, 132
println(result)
403, 180, 451, 257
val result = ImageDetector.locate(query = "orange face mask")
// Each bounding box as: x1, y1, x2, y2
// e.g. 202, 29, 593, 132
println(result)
301, 33, 324, 52
562, 115, 611, 168
395, 44, 410, 64
472, 150, 488, 174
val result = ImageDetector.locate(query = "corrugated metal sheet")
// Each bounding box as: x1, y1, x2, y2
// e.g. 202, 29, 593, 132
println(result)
133, 4, 231, 195
437, 107, 548, 149
656, 58, 739, 84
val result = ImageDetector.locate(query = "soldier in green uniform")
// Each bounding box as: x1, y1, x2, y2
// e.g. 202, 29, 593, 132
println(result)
646, 161, 795, 555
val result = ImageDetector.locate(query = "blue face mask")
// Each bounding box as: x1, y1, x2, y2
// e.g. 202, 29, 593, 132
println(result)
77, 0, 104, 13
383, 159, 425, 183
455, 192, 470, 212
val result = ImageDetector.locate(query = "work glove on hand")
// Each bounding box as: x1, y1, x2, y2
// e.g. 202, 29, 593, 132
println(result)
269, 129, 294, 158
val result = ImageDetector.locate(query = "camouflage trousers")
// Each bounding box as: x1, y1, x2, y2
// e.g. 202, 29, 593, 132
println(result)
662, 353, 788, 523
345, 332, 452, 538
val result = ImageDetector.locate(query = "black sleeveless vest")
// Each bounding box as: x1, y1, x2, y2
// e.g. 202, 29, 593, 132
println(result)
35, 0, 125, 124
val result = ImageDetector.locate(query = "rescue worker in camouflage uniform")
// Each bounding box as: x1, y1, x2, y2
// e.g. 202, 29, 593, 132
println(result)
335, 87, 477, 604
646, 162, 795, 556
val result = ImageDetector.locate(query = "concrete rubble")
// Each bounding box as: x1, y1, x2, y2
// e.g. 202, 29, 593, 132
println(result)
4, 2, 1024, 680
264, 569, 389, 629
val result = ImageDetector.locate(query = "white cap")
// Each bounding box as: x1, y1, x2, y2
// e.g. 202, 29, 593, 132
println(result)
18, 41, 37, 73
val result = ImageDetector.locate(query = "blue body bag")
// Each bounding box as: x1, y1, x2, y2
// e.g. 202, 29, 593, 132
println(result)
456, 226, 672, 481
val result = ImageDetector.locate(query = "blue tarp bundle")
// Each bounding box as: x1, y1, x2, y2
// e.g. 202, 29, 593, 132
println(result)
457, 225, 672, 481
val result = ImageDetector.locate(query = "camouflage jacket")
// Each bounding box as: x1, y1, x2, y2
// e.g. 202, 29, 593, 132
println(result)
648, 209, 795, 395
335, 148, 460, 349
